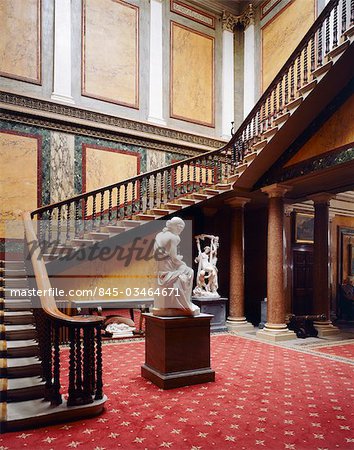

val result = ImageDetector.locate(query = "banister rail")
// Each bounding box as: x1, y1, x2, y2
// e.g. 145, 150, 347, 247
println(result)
23, 212, 104, 406
30, 0, 353, 249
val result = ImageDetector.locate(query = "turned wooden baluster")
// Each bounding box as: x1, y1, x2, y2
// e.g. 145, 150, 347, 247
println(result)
296, 55, 301, 92
318, 23, 323, 66
303, 44, 308, 84
100, 192, 104, 226
41, 315, 53, 400
48, 209, 53, 247
123, 183, 128, 218
75, 327, 83, 396
57, 206, 62, 244
74, 200, 80, 238
83, 196, 88, 235
52, 323, 62, 405
350, 0, 354, 26
92, 194, 97, 230
66, 203, 71, 242
193, 162, 197, 190
267, 95, 272, 128
199, 160, 203, 186
131, 182, 136, 214
333, 1, 338, 47
325, 14, 330, 54
139, 179, 144, 212
310, 35, 316, 72
342, 0, 347, 33
67, 327, 77, 406
153, 175, 158, 207
108, 188, 113, 222
290, 63, 295, 100
95, 325, 103, 400
116, 186, 121, 221
173, 167, 178, 197
82, 328, 94, 403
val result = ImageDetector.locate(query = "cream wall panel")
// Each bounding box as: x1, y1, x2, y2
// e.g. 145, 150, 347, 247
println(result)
262, 0, 315, 90
170, 22, 214, 127
0, 0, 41, 84
82, 0, 139, 107
0, 132, 39, 239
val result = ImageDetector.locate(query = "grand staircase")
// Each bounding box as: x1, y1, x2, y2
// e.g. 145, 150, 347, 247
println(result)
1, 0, 353, 433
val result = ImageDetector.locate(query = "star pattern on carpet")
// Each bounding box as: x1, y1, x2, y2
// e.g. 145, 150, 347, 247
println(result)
1, 334, 353, 449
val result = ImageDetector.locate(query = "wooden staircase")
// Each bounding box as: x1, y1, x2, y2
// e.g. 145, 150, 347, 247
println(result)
0, 258, 106, 433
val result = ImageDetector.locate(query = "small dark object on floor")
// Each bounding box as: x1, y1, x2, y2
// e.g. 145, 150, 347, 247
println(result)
287, 314, 326, 339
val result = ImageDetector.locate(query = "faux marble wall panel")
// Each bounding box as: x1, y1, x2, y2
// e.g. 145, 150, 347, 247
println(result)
82, 0, 139, 107
0, 131, 39, 239
146, 149, 166, 172
262, 0, 314, 90
0, 0, 41, 83
171, 22, 214, 127
50, 132, 75, 203
285, 95, 354, 166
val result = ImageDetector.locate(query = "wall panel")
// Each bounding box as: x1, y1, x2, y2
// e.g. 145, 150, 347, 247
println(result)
0, 0, 41, 84
82, 0, 139, 107
170, 22, 214, 127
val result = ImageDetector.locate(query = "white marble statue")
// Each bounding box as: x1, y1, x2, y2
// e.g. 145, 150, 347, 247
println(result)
193, 235, 220, 298
153, 217, 200, 317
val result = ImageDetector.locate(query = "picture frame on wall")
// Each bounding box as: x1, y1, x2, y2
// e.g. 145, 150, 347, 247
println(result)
294, 212, 314, 244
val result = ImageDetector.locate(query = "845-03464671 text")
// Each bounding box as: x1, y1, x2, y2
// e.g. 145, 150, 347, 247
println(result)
9, 287, 180, 298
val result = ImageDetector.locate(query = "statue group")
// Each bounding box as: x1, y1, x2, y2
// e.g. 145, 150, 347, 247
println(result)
152, 217, 219, 317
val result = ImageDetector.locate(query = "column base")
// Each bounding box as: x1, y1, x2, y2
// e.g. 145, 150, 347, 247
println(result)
51, 93, 75, 104
256, 323, 297, 342
314, 321, 341, 338
226, 316, 254, 332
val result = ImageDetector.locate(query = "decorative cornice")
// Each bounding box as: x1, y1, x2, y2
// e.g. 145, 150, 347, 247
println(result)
221, 4, 255, 32
0, 91, 225, 151
0, 110, 203, 157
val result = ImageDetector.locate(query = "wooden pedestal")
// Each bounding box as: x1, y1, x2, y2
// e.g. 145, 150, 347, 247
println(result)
141, 313, 215, 389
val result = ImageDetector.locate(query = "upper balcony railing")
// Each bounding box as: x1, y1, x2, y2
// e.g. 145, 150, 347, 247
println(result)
31, 0, 353, 248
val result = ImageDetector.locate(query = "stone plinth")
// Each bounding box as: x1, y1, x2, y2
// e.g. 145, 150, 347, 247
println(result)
141, 313, 215, 389
192, 297, 228, 332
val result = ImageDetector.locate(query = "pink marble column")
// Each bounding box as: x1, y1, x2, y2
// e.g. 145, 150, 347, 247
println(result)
257, 184, 296, 341
310, 193, 339, 337
226, 198, 254, 332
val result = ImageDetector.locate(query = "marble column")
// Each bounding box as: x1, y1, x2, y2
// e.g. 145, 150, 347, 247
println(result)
221, 15, 235, 139
257, 184, 296, 341
51, 0, 75, 104
311, 193, 339, 337
226, 198, 254, 332
147, 0, 166, 125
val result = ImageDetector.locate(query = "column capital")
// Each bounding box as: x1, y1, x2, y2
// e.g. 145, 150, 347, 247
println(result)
221, 4, 255, 32
284, 204, 295, 217
309, 192, 335, 205
226, 196, 250, 208
261, 183, 293, 198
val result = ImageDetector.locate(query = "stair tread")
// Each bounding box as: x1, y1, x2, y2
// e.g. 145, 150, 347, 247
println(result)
6, 356, 41, 368
6, 340, 37, 348
6, 396, 106, 421
4, 311, 33, 317
5, 324, 36, 331
7, 376, 44, 390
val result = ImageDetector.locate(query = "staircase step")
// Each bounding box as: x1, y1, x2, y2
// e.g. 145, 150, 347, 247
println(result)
2, 311, 34, 325
244, 152, 258, 164
5, 376, 45, 403
203, 188, 224, 196
88, 232, 111, 241
215, 183, 232, 190
0, 269, 26, 278
262, 126, 278, 139
190, 193, 210, 200
1, 261, 25, 270
4, 396, 106, 432
102, 225, 126, 234
285, 96, 303, 111
4, 324, 37, 341
179, 198, 197, 205
163, 203, 182, 211
252, 139, 268, 152
312, 60, 332, 78
4, 340, 39, 358
119, 220, 144, 228
4, 299, 32, 311
133, 214, 158, 221
71, 239, 95, 247
273, 111, 291, 126
327, 38, 350, 60
298, 80, 317, 96
3, 279, 28, 289
150, 209, 174, 216
2, 356, 41, 378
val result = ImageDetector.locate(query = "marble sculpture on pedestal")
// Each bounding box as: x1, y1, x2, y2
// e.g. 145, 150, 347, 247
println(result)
152, 217, 200, 317
193, 234, 220, 298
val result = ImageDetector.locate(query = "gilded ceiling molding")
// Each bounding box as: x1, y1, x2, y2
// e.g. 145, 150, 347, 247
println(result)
0, 91, 225, 150
221, 4, 255, 32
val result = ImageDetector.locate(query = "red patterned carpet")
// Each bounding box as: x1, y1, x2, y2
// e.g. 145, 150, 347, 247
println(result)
1, 334, 354, 450
311, 342, 354, 360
